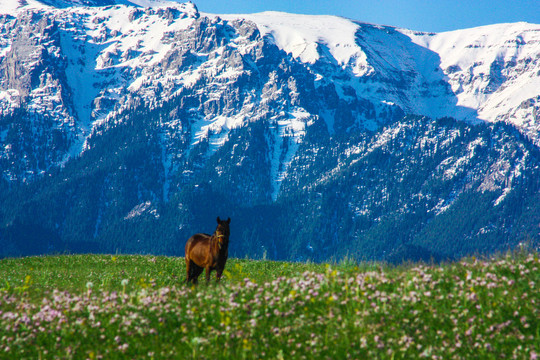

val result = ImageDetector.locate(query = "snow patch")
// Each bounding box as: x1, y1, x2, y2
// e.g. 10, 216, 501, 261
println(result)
124, 201, 160, 220
190, 113, 246, 156
214, 11, 369, 74
0, 0, 51, 15
269, 109, 308, 201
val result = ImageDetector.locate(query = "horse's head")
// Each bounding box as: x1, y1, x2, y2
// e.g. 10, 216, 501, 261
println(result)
215, 217, 231, 246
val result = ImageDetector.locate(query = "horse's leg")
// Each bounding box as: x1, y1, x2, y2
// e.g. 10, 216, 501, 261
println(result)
205, 267, 211, 283
185, 257, 191, 284
216, 268, 223, 282
192, 265, 203, 284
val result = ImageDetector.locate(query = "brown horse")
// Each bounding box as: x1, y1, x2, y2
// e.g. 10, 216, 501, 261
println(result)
185, 217, 230, 284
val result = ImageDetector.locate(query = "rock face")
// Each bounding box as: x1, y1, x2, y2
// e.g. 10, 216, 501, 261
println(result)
0, 2, 538, 260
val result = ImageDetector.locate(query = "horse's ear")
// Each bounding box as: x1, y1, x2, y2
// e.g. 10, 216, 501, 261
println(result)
227, 217, 231, 224
217, 216, 221, 223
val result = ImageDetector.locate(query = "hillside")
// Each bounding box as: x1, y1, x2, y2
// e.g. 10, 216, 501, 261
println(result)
0, 254, 538, 359
0, 1, 539, 260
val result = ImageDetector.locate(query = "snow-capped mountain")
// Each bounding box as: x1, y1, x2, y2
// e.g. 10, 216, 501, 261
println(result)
1, 2, 539, 180
0, 1, 538, 260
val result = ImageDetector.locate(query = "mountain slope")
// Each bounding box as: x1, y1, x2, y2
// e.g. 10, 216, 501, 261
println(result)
404, 23, 540, 144
2, 113, 538, 261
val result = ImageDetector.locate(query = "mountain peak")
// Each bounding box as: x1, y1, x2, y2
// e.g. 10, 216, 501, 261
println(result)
215, 11, 366, 68
0, 0, 199, 15
126, 0, 198, 13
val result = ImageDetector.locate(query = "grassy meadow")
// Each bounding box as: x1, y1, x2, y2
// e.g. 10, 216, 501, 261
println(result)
0, 253, 538, 359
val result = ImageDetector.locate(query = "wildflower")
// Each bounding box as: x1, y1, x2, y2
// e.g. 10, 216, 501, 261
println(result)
191, 337, 203, 345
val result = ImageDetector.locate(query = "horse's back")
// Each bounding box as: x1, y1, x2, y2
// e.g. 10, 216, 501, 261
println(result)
185, 233, 211, 258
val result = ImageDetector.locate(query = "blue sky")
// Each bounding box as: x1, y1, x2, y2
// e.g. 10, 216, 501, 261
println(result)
193, 0, 540, 32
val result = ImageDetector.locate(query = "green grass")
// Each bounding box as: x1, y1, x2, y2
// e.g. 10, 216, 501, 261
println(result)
0, 253, 538, 359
